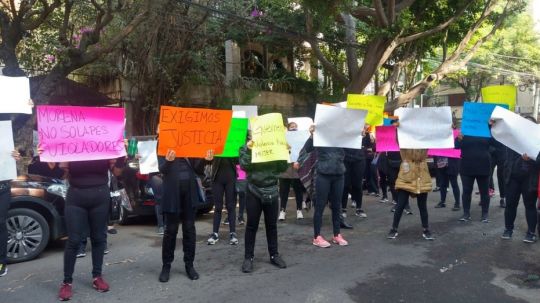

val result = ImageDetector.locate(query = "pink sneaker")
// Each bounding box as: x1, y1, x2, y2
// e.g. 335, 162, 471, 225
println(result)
312, 236, 331, 248
488, 189, 495, 197
332, 234, 349, 246
58, 283, 72, 301
92, 276, 110, 292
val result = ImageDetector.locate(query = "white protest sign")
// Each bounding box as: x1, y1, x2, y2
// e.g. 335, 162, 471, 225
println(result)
286, 130, 311, 162
397, 107, 454, 149
232, 105, 258, 118
137, 140, 159, 174
0, 121, 17, 181
287, 117, 313, 131
232, 111, 246, 118
313, 104, 366, 149
0, 75, 32, 114
491, 106, 540, 157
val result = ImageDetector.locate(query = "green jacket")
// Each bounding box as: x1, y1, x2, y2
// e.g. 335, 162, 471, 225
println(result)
239, 145, 288, 188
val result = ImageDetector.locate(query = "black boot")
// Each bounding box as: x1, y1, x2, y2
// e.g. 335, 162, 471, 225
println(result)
499, 198, 506, 208
242, 258, 254, 273
159, 265, 170, 283
270, 254, 287, 269
185, 265, 199, 280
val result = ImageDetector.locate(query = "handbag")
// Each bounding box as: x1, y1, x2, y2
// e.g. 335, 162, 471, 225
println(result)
248, 184, 279, 205
185, 158, 207, 205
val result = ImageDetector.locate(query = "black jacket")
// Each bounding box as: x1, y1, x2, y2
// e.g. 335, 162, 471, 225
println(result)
304, 137, 345, 175
447, 158, 460, 176
208, 157, 238, 181
344, 148, 365, 162
158, 157, 205, 214
238, 145, 287, 188
456, 136, 492, 176
504, 148, 540, 193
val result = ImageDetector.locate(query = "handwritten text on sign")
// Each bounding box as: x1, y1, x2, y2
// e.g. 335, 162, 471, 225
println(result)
347, 94, 386, 126
250, 113, 289, 163
37, 105, 126, 162
158, 106, 233, 158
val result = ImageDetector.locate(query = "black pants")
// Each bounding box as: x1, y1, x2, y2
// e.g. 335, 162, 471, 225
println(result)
387, 168, 399, 202
0, 188, 10, 265
149, 175, 164, 228
342, 160, 365, 209
439, 170, 461, 206
461, 175, 490, 216
392, 190, 429, 230
490, 157, 506, 198
279, 178, 303, 211
364, 162, 379, 193
505, 178, 537, 234
314, 174, 344, 237
236, 180, 247, 219
63, 185, 110, 283
244, 190, 279, 259
379, 169, 389, 199
212, 175, 236, 233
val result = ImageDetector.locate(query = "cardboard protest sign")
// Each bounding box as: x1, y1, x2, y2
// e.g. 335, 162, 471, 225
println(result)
0, 121, 17, 181
375, 126, 399, 152
137, 140, 159, 174
217, 118, 248, 157
232, 105, 257, 118
37, 105, 126, 162
250, 113, 289, 163
481, 85, 517, 112
491, 106, 540, 158
313, 104, 366, 149
287, 117, 313, 131
428, 130, 461, 158
0, 75, 32, 114
396, 107, 453, 149
461, 102, 508, 138
286, 130, 311, 162
347, 94, 385, 126
158, 106, 232, 158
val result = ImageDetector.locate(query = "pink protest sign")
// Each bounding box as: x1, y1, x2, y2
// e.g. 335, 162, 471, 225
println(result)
428, 130, 461, 159
37, 105, 126, 162
375, 126, 399, 152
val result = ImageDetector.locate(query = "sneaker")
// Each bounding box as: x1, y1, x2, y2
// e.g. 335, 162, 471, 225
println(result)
351, 201, 357, 208
391, 206, 396, 212
422, 230, 434, 241
405, 208, 413, 215
379, 197, 389, 203
229, 232, 239, 245
76, 250, 86, 258
58, 283, 72, 301
207, 233, 219, 245
107, 228, 118, 235
341, 210, 347, 218
278, 210, 286, 221
501, 229, 513, 240
452, 205, 460, 211
312, 235, 331, 248
459, 215, 471, 222
302, 201, 308, 210
157, 227, 164, 235
0, 264, 7, 277
332, 234, 349, 246
488, 189, 495, 197
432, 187, 440, 192
104, 248, 110, 255
355, 209, 367, 218
159, 265, 170, 282
499, 198, 506, 208
270, 254, 287, 269
92, 276, 110, 292
223, 216, 229, 225
435, 202, 446, 208
296, 210, 304, 219
238, 217, 245, 225
387, 229, 398, 239
481, 214, 489, 223
392, 200, 397, 205
242, 258, 254, 273
523, 232, 537, 243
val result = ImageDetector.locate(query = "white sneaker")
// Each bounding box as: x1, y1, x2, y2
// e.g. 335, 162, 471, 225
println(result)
302, 201, 307, 209
278, 210, 286, 221
296, 210, 304, 219
351, 201, 357, 208
341, 210, 347, 218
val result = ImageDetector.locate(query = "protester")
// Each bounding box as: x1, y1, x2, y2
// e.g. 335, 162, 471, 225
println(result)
0, 150, 21, 277
342, 146, 366, 218
148, 173, 165, 235
377, 152, 389, 203
386, 151, 413, 215
363, 130, 379, 196
456, 134, 492, 222
239, 138, 288, 273
57, 157, 126, 301
158, 149, 213, 282
28, 156, 66, 179
499, 116, 539, 243
304, 125, 349, 248
236, 164, 247, 225
434, 156, 461, 210
489, 140, 507, 207
278, 122, 305, 221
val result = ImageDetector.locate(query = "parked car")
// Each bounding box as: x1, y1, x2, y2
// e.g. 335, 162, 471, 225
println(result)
8, 175, 67, 263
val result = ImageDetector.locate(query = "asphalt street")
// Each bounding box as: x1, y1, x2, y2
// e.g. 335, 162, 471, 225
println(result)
2, 187, 540, 303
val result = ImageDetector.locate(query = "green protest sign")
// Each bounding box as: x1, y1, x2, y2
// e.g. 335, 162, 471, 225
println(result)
217, 118, 249, 157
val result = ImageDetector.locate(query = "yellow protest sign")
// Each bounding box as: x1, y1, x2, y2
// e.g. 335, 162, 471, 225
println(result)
250, 113, 289, 163
481, 85, 517, 112
346, 94, 386, 126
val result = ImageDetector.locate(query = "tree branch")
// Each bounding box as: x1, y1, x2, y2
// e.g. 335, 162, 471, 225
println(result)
58, 0, 73, 47
373, 0, 389, 27
22, 0, 62, 31
395, 0, 416, 12
388, 0, 396, 23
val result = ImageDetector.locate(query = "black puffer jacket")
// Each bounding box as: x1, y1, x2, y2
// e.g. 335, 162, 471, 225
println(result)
504, 148, 540, 193
344, 148, 365, 162
304, 137, 345, 175
239, 145, 288, 188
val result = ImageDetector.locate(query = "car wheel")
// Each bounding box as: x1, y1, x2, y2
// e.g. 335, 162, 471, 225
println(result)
118, 206, 130, 225
6, 208, 50, 263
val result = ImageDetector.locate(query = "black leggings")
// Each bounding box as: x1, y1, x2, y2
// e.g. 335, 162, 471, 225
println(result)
342, 160, 365, 209
279, 178, 303, 211
212, 175, 236, 233
392, 190, 429, 230
439, 171, 461, 206
505, 178, 537, 234
63, 185, 110, 283
461, 175, 490, 216
314, 174, 344, 237
236, 180, 247, 220
0, 188, 9, 265
387, 168, 399, 202
490, 157, 506, 198
379, 169, 389, 199
244, 190, 279, 259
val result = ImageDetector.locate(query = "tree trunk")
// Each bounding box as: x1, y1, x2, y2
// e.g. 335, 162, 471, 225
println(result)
0, 43, 25, 76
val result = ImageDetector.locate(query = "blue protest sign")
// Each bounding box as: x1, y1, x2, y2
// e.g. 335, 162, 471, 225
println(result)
461, 102, 508, 138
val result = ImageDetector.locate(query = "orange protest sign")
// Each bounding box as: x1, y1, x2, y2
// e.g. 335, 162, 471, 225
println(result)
157, 106, 233, 158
